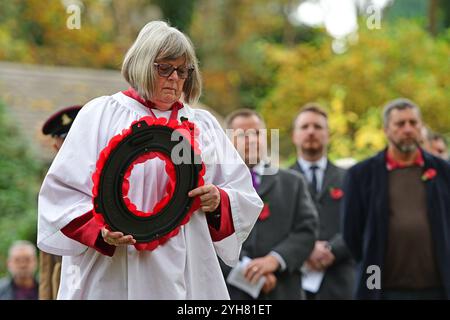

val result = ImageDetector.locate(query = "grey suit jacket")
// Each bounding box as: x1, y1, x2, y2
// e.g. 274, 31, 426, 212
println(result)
291, 160, 355, 299
222, 166, 318, 300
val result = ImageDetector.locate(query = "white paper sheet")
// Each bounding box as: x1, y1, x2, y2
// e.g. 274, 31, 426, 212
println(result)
301, 266, 325, 293
227, 256, 266, 299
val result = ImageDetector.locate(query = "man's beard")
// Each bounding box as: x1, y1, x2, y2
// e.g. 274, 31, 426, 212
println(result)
390, 138, 419, 154
301, 144, 324, 158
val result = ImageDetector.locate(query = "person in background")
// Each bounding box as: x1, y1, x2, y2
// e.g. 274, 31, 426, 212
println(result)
0, 240, 39, 300
222, 108, 318, 300
291, 103, 355, 300
427, 132, 449, 161
342, 98, 450, 299
419, 125, 433, 152
39, 105, 82, 300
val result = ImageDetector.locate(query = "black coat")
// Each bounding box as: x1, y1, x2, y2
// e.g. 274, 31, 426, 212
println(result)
342, 149, 450, 299
222, 166, 318, 300
291, 160, 355, 299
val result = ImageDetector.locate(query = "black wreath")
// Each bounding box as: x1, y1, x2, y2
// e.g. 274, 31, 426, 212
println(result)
93, 119, 203, 242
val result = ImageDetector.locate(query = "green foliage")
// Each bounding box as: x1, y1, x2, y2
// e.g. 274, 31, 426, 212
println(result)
153, 0, 197, 33
0, 100, 44, 277
0, 0, 198, 69
0, 0, 125, 68
189, 0, 323, 115
260, 20, 450, 161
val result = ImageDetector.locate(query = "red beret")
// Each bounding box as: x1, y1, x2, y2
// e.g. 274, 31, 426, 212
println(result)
42, 105, 82, 137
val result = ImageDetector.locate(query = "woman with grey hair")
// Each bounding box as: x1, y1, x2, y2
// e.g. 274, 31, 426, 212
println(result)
37, 21, 262, 299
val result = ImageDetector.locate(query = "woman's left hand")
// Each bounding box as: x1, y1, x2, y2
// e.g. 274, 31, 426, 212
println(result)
188, 184, 221, 212
101, 227, 136, 246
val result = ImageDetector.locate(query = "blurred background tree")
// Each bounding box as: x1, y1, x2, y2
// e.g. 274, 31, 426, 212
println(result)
190, 0, 327, 115
0, 0, 195, 68
260, 19, 449, 161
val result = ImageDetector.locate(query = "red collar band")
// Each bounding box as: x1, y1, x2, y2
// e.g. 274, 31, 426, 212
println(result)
122, 87, 183, 121
386, 149, 424, 171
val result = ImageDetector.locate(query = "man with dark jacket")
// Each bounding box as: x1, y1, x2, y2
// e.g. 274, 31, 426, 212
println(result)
342, 98, 450, 299
221, 109, 318, 300
291, 103, 355, 300
0, 241, 38, 300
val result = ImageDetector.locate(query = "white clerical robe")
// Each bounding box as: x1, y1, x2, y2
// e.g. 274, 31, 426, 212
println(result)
37, 92, 263, 299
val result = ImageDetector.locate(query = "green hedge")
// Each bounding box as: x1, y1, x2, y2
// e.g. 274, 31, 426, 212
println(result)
0, 99, 44, 277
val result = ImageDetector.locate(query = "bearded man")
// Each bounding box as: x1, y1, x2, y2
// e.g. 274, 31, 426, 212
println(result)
342, 98, 450, 300
290, 104, 355, 300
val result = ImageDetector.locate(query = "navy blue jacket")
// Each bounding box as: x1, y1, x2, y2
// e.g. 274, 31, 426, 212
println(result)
342, 149, 450, 299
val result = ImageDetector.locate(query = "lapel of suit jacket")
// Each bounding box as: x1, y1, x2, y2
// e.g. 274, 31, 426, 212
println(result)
258, 165, 277, 198
373, 150, 389, 253
422, 151, 446, 272
423, 153, 438, 221
317, 161, 339, 201
290, 161, 317, 200
290, 161, 303, 174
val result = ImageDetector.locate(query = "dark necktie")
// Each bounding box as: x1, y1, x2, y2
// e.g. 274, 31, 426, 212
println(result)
310, 165, 319, 195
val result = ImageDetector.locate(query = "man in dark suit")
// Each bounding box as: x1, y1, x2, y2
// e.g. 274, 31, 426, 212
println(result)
290, 103, 355, 300
221, 109, 318, 300
342, 98, 450, 299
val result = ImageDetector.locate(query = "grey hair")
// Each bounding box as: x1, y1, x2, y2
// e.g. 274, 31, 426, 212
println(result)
122, 21, 202, 104
8, 240, 36, 258
382, 98, 422, 128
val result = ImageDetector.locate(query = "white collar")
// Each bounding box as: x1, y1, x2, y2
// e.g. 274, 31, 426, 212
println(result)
250, 161, 266, 176
298, 156, 327, 172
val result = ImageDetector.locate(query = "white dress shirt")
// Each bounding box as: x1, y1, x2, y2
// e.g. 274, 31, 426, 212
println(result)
297, 156, 327, 193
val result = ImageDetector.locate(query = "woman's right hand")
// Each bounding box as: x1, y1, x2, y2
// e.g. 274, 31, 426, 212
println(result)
101, 227, 136, 246
261, 273, 277, 294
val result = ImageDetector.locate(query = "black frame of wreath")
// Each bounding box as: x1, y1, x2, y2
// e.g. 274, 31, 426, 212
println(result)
94, 120, 203, 242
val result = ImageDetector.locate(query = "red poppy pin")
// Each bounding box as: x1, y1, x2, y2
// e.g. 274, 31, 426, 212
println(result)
329, 187, 344, 200
422, 168, 437, 182
259, 203, 271, 221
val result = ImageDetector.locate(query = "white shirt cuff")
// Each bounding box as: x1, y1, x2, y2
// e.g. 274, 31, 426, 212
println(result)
269, 251, 286, 272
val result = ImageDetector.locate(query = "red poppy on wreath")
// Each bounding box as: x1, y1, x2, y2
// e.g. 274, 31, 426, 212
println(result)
91, 116, 205, 252
422, 168, 437, 181
259, 203, 271, 221
329, 187, 344, 200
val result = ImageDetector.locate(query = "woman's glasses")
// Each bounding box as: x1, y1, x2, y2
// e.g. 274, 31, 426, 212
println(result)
153, 63, 194, 79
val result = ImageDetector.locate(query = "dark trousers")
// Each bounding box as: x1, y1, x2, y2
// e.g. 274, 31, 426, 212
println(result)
305, 291, 317, 300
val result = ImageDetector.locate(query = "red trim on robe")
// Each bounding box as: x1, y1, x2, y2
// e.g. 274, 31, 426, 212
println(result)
61, 210, 116, 257
207, 187, 235, 242
61, 185, 234, 255
122, 87, 183, 118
